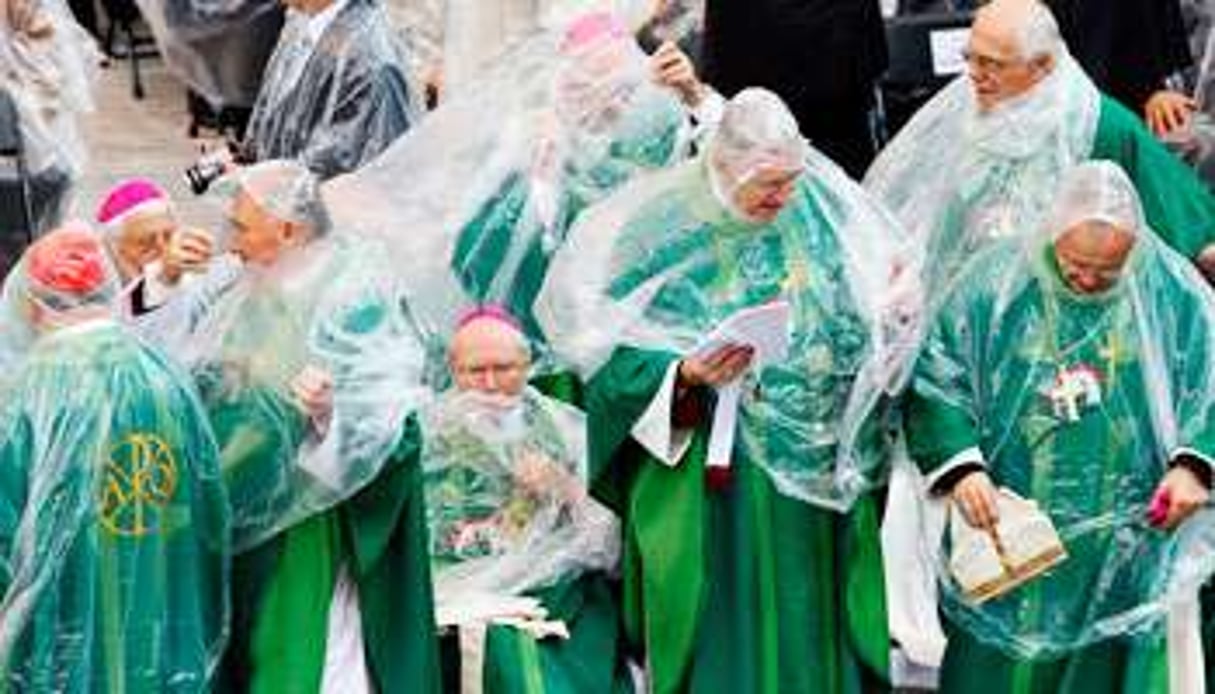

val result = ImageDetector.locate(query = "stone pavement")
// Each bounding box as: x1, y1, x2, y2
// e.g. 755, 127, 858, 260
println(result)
73, 54, 228, 232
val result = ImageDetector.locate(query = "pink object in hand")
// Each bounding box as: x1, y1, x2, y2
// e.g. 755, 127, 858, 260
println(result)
1147, 488, 1172, 527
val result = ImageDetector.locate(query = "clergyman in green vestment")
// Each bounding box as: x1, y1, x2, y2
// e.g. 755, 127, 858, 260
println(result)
422, 307, 631, 693
0, 225, 230, 691
905, 161, 1215, 694
536, 88, 915, 694
865, 0, 1215, 304
172, 161, 441, 693
319, 11, 724, 364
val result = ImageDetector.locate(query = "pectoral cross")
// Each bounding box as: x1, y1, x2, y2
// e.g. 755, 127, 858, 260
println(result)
1051, 374, 1089, 423
1049, 365, 1102, 423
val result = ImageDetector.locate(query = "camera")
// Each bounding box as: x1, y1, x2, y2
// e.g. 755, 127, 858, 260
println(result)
184, 144, 237, 196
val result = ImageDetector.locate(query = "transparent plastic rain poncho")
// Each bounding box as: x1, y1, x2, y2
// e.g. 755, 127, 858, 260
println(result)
907, 161, 1215, 659
242, 0, 420, 180
0, 222, 120, 386
420, 386, 618, 607
384, 0, 697, 96
534, 89, 918, 510
1, 221, 229, 385
173, 163, 430, 550
133, 0, 283, 109
0, 262, 38, 382
323, 17, 700, 358
864, 47, 1101, 302
0, 244, 229, 690
0, 0, 97, 228
1181, 0, 1212, 75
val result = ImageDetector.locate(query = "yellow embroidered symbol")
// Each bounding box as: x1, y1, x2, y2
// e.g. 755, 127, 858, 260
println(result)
98, 433, 179, 537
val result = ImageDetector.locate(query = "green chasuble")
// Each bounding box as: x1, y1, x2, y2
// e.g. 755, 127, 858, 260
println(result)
586, 348, 889, 694
185, 236, 436, 691
439, 573, 631, 694
865, 52, 1215, 310
220, 417, 441, 694
187, 236, 428, 550
919, 94, 1215, 301
534, 142, 908, 694
0, 321, 229, 692
450, 169, 580, 343
421, 388, 632, 694
448, 93, 685, 346
905, 237, 1215, 694
1090, 95, 1215, 260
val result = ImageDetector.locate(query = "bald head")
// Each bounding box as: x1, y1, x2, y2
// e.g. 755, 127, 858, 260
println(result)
967, 0, 1061, 112
1054, 221, 1137, 295
448, 316, 531, 396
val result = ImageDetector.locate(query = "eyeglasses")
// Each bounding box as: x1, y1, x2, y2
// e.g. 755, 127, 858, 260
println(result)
961, 48, 1024, 75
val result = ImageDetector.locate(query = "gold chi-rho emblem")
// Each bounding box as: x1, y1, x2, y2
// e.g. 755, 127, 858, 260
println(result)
99, 433, 179, 537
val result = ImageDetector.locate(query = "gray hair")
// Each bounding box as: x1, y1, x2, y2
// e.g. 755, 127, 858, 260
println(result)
1015, 1, 1064, 61
708, 88, 808, 189
220, 159, 333, 237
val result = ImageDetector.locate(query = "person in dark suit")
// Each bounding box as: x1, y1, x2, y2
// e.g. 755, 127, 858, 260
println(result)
701, 0, 888, 178
240, 0, 416, 179
1046, 0, 1195, 134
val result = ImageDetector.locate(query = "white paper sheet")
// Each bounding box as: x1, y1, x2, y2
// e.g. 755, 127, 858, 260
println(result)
435, 592, 547, 628
693, 301, 791, 469
695, 300, 791, 365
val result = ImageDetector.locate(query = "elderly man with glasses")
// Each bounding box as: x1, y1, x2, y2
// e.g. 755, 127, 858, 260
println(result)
866, 0, 1215, 306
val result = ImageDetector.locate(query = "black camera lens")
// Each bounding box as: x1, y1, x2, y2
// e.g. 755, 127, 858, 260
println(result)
183, 148, 232, 195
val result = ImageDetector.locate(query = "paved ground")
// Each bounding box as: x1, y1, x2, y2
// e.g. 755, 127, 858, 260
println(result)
73, 54, 227, 232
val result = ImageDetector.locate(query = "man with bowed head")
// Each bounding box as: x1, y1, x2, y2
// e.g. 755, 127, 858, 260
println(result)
0, 179, 231, 376
907, 161, 1215, 692
537, 87, 909, 694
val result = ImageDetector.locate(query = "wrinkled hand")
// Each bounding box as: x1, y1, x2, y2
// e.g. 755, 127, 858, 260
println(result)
7, 0, 53, 39
1145, 89, 1196, 138
161, 227, 215, 284
651, 40, 705, 108
1147, 466, 1210, 530
514, 449, 564, 497
952, 470, 999, 530
290, 366, 335, 429
678, 343, 754, 388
